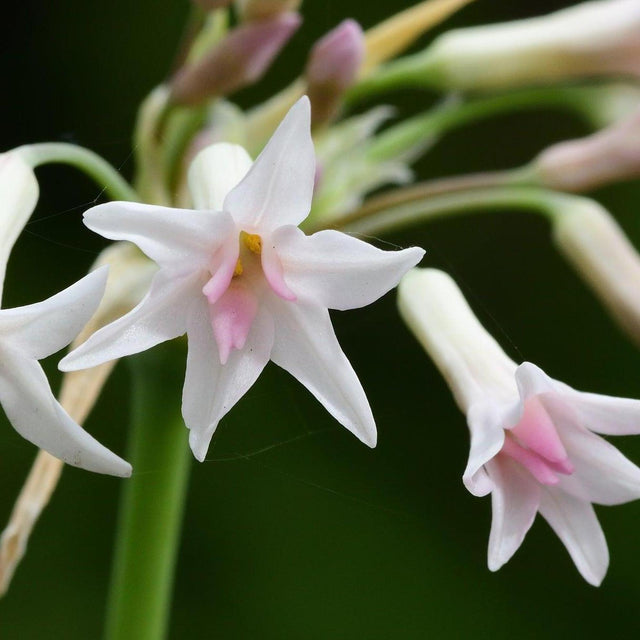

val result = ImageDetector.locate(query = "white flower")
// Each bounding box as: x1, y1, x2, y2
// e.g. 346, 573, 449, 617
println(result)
60, 97, 424, 461
0, 152, 130, 476
398, 268, 640, 586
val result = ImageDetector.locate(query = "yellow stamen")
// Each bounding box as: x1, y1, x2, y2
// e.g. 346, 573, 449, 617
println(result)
241, 231, 262, 254
234, 259, 244, 277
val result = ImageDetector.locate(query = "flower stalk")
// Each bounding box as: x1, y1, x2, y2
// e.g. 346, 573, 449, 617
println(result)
105, 344, 191, 640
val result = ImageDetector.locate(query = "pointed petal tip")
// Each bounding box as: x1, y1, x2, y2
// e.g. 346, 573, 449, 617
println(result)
189, 430, 209, 462
115, 460, 133, 478
57, 353, 81, 372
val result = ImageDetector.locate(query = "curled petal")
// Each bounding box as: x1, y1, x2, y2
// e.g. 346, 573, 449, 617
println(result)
224, 97, 315, 231
538, 488, 609, 587
84, 202, 235, 273
261, 240, 296, 301
60, 271, 201, 371
463, 401, 508, 496
183, 299, 274, 461
0, 153, 38, 302
273, 226, 423, 309
0, 267, 107, 360
269, 298, 376, 447
486, 457, 540, 572
0, 346, 130, 476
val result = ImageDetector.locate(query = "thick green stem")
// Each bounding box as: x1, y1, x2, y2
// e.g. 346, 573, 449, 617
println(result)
338, 185, 571, 236
17, 143, 139, 202
105, 344, 191, 640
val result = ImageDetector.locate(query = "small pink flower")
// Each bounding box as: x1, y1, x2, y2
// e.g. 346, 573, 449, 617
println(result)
399, 268, 640, 585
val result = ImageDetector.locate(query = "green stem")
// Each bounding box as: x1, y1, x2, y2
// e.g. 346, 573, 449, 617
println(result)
365, 86, 604, 164
337, 185, 571, 236
17, 143, 139, 202
105, 344, 191, 640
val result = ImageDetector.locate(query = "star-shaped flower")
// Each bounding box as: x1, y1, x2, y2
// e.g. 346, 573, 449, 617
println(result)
61, 97, 424, 460
399, 268, 640, 585
0, 151, 130, 476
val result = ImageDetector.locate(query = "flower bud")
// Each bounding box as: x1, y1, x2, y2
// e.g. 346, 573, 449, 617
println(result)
552, 198, 640, 347
236, 0, 301, 22
170, 12, 301, 105
0, 152, 38, 300
374, 0, 640, 93
306, 20, 365, 126
535, 107, 640, 192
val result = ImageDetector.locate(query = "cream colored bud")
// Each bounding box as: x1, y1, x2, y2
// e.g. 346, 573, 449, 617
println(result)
553, 198, 640, 347
536, 107, 640, 192
426, 0, 640, 91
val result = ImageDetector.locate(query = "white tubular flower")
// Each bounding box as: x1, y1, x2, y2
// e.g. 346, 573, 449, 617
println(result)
398, 268, 640, 586
0, 151, 130, 476
425, 0, 640, 90
61, 97, 424, 461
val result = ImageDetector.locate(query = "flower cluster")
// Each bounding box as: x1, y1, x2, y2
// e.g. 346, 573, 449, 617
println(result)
4, 0, 640, 619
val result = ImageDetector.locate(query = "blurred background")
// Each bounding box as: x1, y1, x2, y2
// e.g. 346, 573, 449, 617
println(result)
2, 0, 640, 637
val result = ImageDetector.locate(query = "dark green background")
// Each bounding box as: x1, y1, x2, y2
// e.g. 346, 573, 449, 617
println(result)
3, 1, 640, 637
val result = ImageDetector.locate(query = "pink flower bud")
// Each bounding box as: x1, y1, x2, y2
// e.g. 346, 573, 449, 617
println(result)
535, 107, 640, 192
170, 12, 301, 105
305, 20, 365, 125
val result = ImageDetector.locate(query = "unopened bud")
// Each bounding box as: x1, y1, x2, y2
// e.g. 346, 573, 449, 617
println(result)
306, 20, 365, 126
553, 198, 640, 347
365, 0, 640, 95
170, 12, 301, 105
236, 0, 301, 22
426, 0, 640, 91
536, 107, 640, 192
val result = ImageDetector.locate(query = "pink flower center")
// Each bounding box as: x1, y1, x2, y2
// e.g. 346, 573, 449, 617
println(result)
202, 231, 296, 364
500, 396, 574, 485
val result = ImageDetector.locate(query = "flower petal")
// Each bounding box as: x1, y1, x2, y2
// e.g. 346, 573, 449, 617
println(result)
556, 420, 640, 505
182, 298, 274, 461
83, 202, 235, 272
0, 153, 38, 302
0, 267, 107, 360
566, 391, 640, 436
538, 488, 609, 586
486, 456, 540, 571
60, 271, 201, 371
273, 226, 424, 309
463, 401, 509, 497
268, 298, 376, 446
188, 143, 253, 210
0, 345, 130, 476
223, 97, 315, 231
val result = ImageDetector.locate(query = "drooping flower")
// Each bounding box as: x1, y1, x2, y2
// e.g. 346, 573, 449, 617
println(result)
0, 151, 130, 476
60, 97, 424, 461
398, 267, 640, 585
